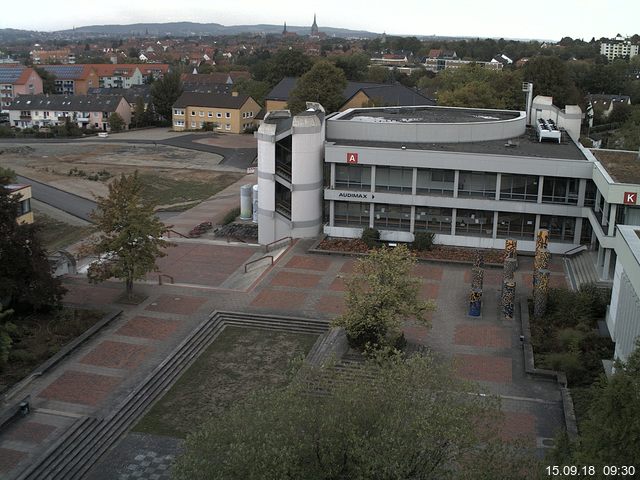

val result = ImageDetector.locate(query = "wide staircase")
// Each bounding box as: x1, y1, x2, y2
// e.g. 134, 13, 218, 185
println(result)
564, 250, 611, 291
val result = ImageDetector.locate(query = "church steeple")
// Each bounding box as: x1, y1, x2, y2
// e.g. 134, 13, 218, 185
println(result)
282, 21, 287, 35
311, 13, 319, 36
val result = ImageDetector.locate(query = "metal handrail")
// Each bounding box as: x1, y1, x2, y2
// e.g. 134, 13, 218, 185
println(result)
563, 244, 586, 256
158, 274, 175, 285
166, 229, 188, 239
244, 255, 274, 273
264, 236, 293, 253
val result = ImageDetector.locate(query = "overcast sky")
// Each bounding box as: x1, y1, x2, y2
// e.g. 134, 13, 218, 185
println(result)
2, 0, 638, 41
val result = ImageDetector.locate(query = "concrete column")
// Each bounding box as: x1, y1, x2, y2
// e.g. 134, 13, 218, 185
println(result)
369, 203, 374, 228
453, 170, 460, 199
595, 190, 601, 212
495, 173, 501, 201
608, 204, 618, 236
534, 214, 541, 233
577, 179, 586, 207
597, 245, 604, 276
330, 162, 336, 189
329, 200, 335, 227
537, 175, 544, 203
603, 249, 612, 280
412, 167, 417, 196
410, 205, 416, 233
492, 211, 498, 239
370, 165, 376, 194
574, 217, 583, 244
601, 200, 609, 228
451, 208, 457, 236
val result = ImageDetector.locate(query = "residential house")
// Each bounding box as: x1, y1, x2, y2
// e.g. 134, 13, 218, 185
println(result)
91, 64, 144, 89
88, 84, 152, 111
262, 77, 435, 114
7, 94, 131, 131
587, 94, 632, 119
0, 65, 43, 109
181, 71, 250, 93
37, 65, 99, 95
6, 184, 33, 224
31, 48, 75, 64
172, 92, 260, 133
491, 54, 513, 66
370, 52, 413, 67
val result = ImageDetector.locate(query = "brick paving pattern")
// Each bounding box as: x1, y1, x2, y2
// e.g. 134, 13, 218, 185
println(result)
454, 354, 513, 383
80, 341, 153, 370
499, 411, 537, 445
412, 264, 444, 281
421, 283, 440, 300
250, 289, 308, 311
0, 448, 26, 474
63, 284, 122, 305
116, 316, 181, 341
315, 294, 346, 315
117, 451, 176, 480
454, 324, 512, 349
145, 295, 207, 315
270, 271, 322, 288
38, 370, 122, 406
285, 255, 332, 271
329, 277, 346, 291
3, 422, 56, 444
463, 269, 504, 285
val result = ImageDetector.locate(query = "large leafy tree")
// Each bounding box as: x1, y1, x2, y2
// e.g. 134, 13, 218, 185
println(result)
0, 171, 65, 312
333, 245, 434, 351
523, 56, 581, 107
287, 61, 347, 114
150, 70, 183, 121
33, 66, 57, 94
86, 171, 171, 299
173, 353, 542, 480
251, 48, 313, 86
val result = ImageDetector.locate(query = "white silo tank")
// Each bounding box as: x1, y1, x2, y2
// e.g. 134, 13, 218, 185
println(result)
252, 184, 258, 223
240, 184, 252, 220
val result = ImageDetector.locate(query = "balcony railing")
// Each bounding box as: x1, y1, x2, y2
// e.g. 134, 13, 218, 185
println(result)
275, 161, 292, 182
275, 201, 291, 220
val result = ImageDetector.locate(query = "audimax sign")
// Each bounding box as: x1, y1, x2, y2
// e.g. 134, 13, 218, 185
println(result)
337, 192, 371, 199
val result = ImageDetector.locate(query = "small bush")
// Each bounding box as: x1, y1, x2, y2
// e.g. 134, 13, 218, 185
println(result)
222, 207, 240, 225
543, 351, 587, 384
202, 122, 217, 132
361, 227, 380, 248
413, 231, 435, 251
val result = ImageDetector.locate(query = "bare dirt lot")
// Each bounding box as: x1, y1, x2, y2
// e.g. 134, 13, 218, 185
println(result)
0, 143, 238, 203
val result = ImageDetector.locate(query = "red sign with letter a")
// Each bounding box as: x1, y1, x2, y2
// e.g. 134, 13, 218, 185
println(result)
346, 152, 358, 164
624, 192, 637, 205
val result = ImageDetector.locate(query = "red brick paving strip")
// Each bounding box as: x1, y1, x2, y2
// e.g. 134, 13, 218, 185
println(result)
329, 277, 346, 292
285, 255, 332, 271
519, 273, 568, 289
63, 284, 122, 305
116, 316, 181, 340
4, 421, 56, 443
463, 269, 504, 285
403, 323, 430, 344
145, 295, 208, 315
421, 283, 440, 300
454, 324, 511, 349
340, 260, 357, 274
38, 371, 122, 406
499, 411, 537, 445
80, 341, 153, 369
0, 448, 26, 473
270, 271, 322, 288
413, 264, 444, 281
250, 289, 308, 310
315, 294, 346, 315
455, 354, 513, 383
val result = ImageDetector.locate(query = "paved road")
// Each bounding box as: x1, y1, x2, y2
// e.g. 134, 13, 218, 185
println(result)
17, 174, 96, 222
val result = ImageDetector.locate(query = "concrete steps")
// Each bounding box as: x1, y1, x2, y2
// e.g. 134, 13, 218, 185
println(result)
565, 251, 611, 291
16, 312, 329, 480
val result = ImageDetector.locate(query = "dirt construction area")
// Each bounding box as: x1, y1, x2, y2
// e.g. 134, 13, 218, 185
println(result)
0, 143, 239, 204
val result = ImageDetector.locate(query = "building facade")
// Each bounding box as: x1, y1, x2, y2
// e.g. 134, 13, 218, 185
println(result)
0, 65, 43, 109
38, 65, 99, 95
7, 184, 33, 224
600, 38, 639, 61
172, 92, 260, 133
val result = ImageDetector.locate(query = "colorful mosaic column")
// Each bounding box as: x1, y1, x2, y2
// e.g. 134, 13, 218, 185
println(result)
471, 267, 484, 290
504, 238, 518, 264
502, 279, 516, 320
474, 249, 485, 269
533, 247, 551, 288
503, 257, 517, 280
535, 229, 549, 252
469, 287, 482, 317
533, 269, 550, 318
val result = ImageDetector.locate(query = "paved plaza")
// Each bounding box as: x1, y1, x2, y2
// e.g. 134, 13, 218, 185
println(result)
0, 239, 569, 478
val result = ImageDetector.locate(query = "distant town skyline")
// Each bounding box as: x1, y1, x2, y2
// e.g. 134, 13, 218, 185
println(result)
2, 0, 639, 41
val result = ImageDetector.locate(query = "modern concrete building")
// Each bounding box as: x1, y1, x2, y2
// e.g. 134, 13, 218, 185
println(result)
600, 36, 639, 61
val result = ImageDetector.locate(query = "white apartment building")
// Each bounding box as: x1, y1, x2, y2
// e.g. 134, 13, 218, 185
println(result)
600, 38, 639, 61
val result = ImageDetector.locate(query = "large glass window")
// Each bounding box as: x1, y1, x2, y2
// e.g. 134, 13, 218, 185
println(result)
584, 180, 597, 207
275, 136, 292, 181
457, 171, 496, 198
375, 167, 413, 193
335, 164, 371, 191
334, 201, 370, 227
455, 209, 494, 237
374, 203, 411, 231
499, 174, 538, 202
496, 212, 536, 239
414, 207, 452, 233
416, 168, 454, 196
540, 215, 576, 242
542, 176, 579, 205
275, 182, 291, 219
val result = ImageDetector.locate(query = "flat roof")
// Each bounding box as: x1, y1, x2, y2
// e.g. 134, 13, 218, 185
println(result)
590, 149, 640, 184
336, 106, 521, 124
328, 127, 588, 161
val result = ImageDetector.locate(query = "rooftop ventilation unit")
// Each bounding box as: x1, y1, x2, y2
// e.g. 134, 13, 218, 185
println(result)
535, 118, 561, 143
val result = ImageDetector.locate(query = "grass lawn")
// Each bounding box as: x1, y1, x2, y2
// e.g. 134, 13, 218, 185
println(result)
138, 172, 243, 207
34, 210, 93, 252
0, 308, 105, 394
133, 326, 319, 439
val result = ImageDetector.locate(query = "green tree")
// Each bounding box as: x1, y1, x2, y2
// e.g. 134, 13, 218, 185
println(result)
151, 70, 184, 121
0, 304, 16, 370
523, 56, 581, 107
233, 78, 271, 106
108, 112, 125, 132
366, 65, 392, 83
0, 181, 65, 312
86, 172, 172, 299
439, 81, 501, 108
333, 53, 370, 81
34, 66, 57, 94
252, 48, 313, 86
173, 353, 541, 480
287, 61, 347, 114
132, 97, 147, 128
333, 244, 434, 351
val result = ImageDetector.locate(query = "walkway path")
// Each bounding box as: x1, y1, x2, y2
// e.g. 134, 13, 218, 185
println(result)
0, 240, 569, 478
